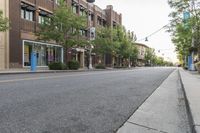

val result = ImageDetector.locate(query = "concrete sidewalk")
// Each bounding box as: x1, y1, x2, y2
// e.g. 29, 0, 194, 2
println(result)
179, 69, 200, 133
117, 69, 191, 133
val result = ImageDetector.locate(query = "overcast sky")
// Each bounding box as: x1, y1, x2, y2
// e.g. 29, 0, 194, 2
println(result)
95, 0, 178, 63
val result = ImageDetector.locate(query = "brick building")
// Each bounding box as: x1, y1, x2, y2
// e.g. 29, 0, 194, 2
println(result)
0, 0, 122, 69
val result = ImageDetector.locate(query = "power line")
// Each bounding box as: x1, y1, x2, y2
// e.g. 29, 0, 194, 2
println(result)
137, 23, 170, 42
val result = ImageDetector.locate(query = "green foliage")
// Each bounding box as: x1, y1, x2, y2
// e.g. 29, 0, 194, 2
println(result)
152, 56, 173, 66
95, 64, 106, 69
168, 0, 200, 61
0, 10, 9, 32
93, 27, 117, 55
48, 62, 67, 70
144, 48, 156, 66
37, 0, 87, 48
68, 60, 80, 70
94, 26, 138, 66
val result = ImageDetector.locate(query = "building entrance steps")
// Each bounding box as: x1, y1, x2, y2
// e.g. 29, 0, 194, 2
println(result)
117, 69, 191, 133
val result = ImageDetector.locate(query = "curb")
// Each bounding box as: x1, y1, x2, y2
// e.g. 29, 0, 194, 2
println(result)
180, 69, 200, 133
0, 69, 105, 75
178, 69, 197, 133
115, 68, 176, 132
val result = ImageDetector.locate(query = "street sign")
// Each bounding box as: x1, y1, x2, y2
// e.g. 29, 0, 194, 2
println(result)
183, 11, 190, 29
183, 11, 190, 21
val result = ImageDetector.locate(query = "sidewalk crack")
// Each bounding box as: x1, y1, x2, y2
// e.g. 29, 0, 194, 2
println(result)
127, 121, 168, 133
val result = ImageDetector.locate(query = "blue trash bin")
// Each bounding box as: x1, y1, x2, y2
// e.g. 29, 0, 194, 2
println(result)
31, 51, 37, 72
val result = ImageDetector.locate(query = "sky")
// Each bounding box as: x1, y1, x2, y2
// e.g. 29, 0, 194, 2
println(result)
95, 0, 178, 63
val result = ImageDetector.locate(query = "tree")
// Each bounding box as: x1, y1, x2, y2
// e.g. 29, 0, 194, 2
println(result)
37, 0, 87, 48
93, 26, 120, 65
94, 25, 138, 67
127, 43, 138, 67
168, 0, 200, 62
93, 27, 115, 55
155, 57, 165, 66
0, 10, 9, 32
144, 48, 156, 66
115, 27, 138, 67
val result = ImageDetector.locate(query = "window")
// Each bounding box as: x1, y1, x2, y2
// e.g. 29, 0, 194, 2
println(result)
21, 9, 25, 19
113, 21, 117, 28
21, 8, 34, 21
103, 20, 106, 27
97, 17, 102, 25
39, 15, 45, 24
89, 13, 94, 21
72, 5, 78, 14
23, 41, 63, 67
79, 29, 87, 37
80, 7, 86, 16
38, 10, 51, 24
80, 9, 84, 16
21, 3, 35, 21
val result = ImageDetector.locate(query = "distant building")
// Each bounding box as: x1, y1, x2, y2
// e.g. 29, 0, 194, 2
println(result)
0, 0, 122, 69
135, 43, 150, 66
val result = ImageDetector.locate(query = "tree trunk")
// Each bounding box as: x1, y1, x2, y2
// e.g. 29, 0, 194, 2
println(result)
103, 54, 106, 65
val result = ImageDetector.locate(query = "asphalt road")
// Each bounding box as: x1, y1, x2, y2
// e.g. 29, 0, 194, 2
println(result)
0, 67, 175, 133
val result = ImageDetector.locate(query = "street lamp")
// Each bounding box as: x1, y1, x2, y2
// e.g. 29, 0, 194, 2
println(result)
87, 22, 95, 69
86, 1, 95, 69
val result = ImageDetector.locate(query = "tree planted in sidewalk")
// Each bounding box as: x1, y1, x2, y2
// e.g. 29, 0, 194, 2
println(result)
115, 26, 138, 66
93, 26, 120, 64
37, 0, 87, 48
0, 10, 9, 32
144, 48, 156, 66
168, 0, 200, 62
94, 25, 138, 66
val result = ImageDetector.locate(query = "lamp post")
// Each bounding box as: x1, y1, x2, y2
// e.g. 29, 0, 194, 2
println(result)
86, 0, 95, 69
88, 43, 94, 69
88, 19, 95, 69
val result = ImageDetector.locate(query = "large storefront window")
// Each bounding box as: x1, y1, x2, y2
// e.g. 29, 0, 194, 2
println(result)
23, 41, 63, 67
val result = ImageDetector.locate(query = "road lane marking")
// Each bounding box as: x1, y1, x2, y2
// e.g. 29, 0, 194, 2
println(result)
0, 69, 136, 83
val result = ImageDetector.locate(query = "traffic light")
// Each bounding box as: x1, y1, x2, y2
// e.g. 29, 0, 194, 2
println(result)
86, 0, 95, 3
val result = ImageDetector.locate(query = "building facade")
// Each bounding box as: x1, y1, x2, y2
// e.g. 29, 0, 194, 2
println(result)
0, 0, 122, 69
0, 0, 9, 70
135, 43, 150, 66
